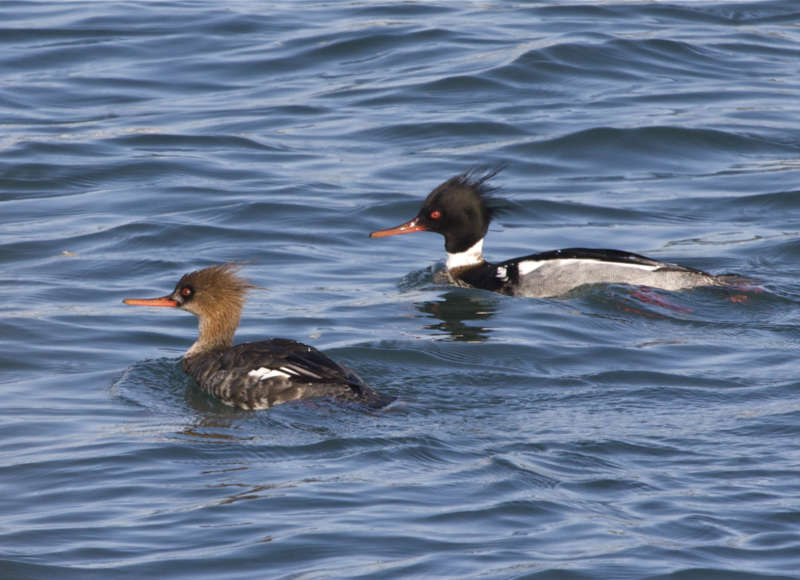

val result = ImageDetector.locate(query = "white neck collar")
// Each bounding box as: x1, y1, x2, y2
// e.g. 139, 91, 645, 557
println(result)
446, 238, 485, 271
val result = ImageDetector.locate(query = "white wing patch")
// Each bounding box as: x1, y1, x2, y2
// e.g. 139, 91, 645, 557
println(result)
496, 266, 508, 280
517, 258, 659, 276
247, 363, 325, 382
248, 367, 292, 381
281, 364, 323, 380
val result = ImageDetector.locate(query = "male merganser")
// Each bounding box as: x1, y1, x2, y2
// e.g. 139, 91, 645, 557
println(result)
370, 169, 744, 298
123, 264, 392, 410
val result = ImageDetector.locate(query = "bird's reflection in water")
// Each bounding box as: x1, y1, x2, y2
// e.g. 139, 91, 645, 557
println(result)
416, 290, 499, 342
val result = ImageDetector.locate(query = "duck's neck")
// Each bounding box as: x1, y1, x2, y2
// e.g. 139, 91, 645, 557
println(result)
186, 310, 241, 357
446, 238, 485, 272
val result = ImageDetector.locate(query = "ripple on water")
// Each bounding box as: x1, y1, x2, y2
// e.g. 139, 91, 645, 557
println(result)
3, 0, 800, 578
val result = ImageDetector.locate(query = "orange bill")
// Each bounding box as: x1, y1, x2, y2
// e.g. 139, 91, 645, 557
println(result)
369, 217, 427, 238
122, 296, 179, 307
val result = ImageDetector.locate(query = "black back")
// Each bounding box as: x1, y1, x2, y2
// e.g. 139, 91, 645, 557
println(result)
183, 338, 393, 409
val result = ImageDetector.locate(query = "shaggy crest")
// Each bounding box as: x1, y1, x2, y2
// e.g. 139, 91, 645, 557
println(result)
176, 263, 255, 310
174, 263, 258, 355
445, 165, 507, 222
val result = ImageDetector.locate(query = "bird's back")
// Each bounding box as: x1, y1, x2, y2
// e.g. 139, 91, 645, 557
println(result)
182, 338, 392, 410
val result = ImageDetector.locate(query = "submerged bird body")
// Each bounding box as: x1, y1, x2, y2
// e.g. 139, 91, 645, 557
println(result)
370, 170, 739, 298
181, 338, 378, 410
124, 264, 390, 410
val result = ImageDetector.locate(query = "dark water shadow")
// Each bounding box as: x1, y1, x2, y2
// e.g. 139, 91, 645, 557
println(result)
415, 289, 500, 342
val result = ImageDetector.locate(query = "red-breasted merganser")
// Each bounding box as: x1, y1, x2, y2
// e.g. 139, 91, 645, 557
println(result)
370, 169, 746, 298
123, 264, 392, 410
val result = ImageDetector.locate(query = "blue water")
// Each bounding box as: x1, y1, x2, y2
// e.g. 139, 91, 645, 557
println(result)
2, 1, 800, 578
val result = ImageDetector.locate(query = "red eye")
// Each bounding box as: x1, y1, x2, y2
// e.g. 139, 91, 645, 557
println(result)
430, 210, 441, 219
181, 286, 193, 297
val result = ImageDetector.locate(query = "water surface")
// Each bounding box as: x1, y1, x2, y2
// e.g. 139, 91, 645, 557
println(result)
2, 2, 800, 578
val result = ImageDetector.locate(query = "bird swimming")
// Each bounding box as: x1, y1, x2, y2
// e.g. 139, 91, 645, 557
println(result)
370, 169, 747, 298
123, 264, 392, 410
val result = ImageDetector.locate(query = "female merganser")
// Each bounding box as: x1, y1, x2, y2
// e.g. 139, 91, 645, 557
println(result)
370, 169, 744, 298
123, 264, 392, 410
